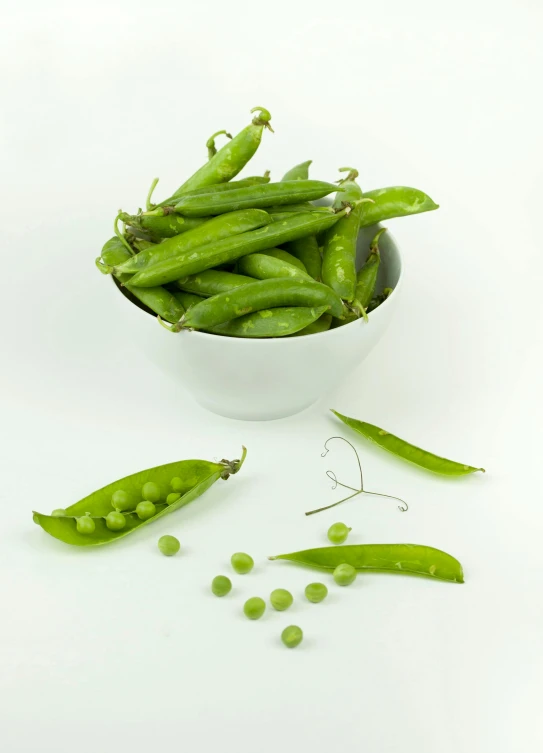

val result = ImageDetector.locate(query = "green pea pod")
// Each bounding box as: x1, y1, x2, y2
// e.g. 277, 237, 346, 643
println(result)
166, 106, 273, 200
269, 543, 464, 583
109, 210, 271, 276
128, 211, 346, 288
332, 410, 485, 475
98, 238, 185, 324
237, 252, 313, 282
175, 278, 346, 331
176, 270, 253, 298
173, 290, 204, 309
355, 227, 385, 308
281, 160, 312, 181
158, 176, 272, 208
173, 180, 342, 218
259, 248, 307, 273
121, 212, 209, 241
284, 236, 322, 281
291, 313, 332, 336
359, 186, 439, 227
33, 449, 247, 548
208, 306, 330, 338
322, 169, 366, 302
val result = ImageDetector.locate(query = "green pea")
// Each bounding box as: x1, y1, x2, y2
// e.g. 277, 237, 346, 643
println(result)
158, 535, 180, 556
243, 597, 266, 620
51, 508, 67, 517
327, 522, 352, 545
105, 511, 126, 531
170, 477, 184, 493
135, 501, 156, 520
270, 588, 293, 611
211, 575, 232, 597
166, 492, 181, 505
111, 489, 131, 511
141, 481, 161, 503
305, 582, 328, 603
333, 563, 357, 586
281, 625, 303, 648
76, 514, 95, 534
231, 552, 254, 574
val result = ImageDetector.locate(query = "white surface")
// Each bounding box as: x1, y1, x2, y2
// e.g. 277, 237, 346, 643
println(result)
1, 2, 542, 752
121, 226, 402, 420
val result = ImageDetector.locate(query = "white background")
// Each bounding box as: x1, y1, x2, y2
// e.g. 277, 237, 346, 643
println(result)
1, 2, 542, 751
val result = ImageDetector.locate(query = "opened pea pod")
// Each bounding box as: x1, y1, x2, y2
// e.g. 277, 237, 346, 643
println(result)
33, 449, 247, 547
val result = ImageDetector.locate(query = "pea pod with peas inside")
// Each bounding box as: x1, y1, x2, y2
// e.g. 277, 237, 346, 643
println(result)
128, 210, 347, 288
176, 270, 254, 298
269, 543, 464, 583
172, 180, 342, 217
169, 278, 346, 331
332, 410, 485, 475
156, 175, 273, 210
335, 228, 387, 327
258, 248, 308, 272
120, 211, 209, 241
32, 449, 247, 547
279, 161, 322, 280
237, 252, 313, 282
162, 106, 273, 202
281, 160, 312, 182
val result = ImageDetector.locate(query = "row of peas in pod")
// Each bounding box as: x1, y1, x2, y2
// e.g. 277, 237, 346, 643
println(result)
209, 523, 357, 649
96, 106, 439, 338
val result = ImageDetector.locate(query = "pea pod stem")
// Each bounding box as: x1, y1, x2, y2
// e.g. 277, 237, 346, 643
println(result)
114, 212, 135, 256
206, 130, 233, 159
250, 106, 274, 132
146, 177, 160, 211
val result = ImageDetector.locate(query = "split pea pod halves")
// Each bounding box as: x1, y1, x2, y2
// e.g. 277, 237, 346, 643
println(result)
173, 180, 341, 217
128, 211, 346, 288
176, 278, 345, 331
166, 107, 273, 200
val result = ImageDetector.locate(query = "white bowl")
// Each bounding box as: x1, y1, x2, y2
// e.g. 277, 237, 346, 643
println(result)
114, 224, 402, 420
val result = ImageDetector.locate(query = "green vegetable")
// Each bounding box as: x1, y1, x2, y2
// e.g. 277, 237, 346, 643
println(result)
281, 625, 303, 648
327, 522, 352, 545
165, 107, 273, 200
211, 575, 232, 597
359, 186, 439, 227
127, 211, 345, 288
331, 410, 485, 476
51, 508, 67, 517
76, 514, 95, 535
269, 543, 464, 584
333, 563, 357, 586
281, 160, 311, 181
111, 489, 132, 511
243, 597, 266, 620
270, 588, 293, 611
170, 477, 185, 492
141, 481, 161, 503
175, 278, 346, 331
284, 236, 322, 281
231, 552, 254, 574
259, 247, 308, 272
158, 535, 180, 556
237, 251, 313, 282
208, 306, 329, 338
121, 213, 208, 241
176, 270, 253, 298
166, 492, 181, 505
33, 450, 247, 547
291, 313, 332, 337
206, 129, 232, 159
135, 501, 156, 520
105, 511, 126, 531
304, 583, 328, 603
173, 180, 341, 217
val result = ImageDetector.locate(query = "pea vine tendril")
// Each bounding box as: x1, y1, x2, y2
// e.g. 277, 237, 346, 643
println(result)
304, 436, 408, 516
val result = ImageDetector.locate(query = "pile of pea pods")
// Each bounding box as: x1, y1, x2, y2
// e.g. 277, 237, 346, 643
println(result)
96, 106, 439, 337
